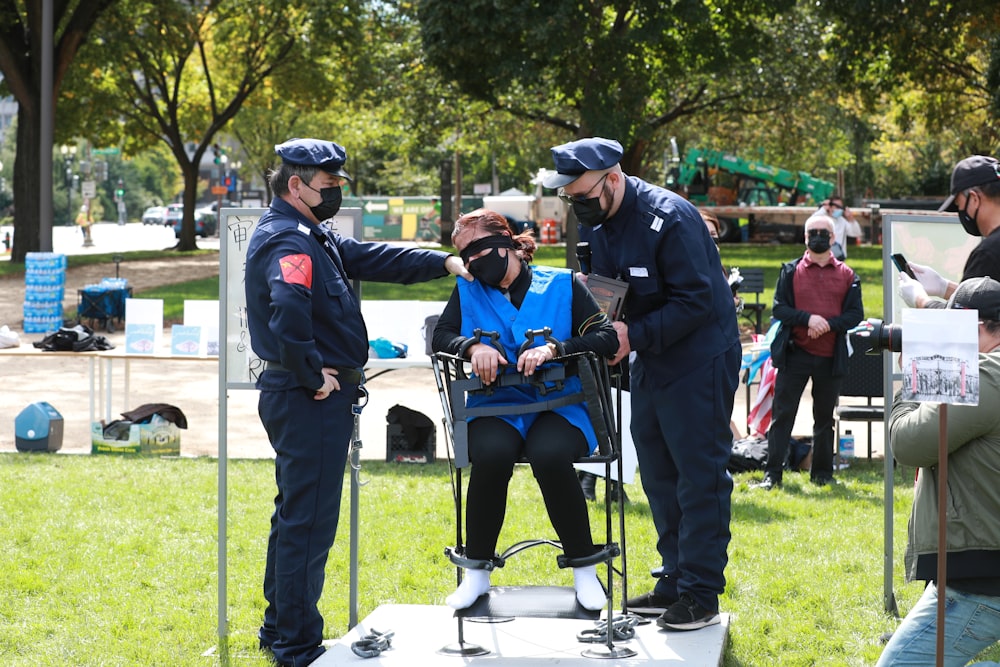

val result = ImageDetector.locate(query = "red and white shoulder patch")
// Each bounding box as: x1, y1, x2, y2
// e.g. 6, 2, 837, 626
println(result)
279, 253, 313, 288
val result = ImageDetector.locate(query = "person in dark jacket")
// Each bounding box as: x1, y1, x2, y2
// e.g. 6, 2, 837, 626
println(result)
432, 208, 619, 611
245, 138, 470, 667
753, 214, 864, 490
544, 137, 741, 631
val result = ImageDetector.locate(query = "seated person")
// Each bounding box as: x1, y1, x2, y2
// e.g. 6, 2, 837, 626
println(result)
432, 208, 619, 611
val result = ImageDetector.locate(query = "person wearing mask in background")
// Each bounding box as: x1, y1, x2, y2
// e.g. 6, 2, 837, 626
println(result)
544, 137, 741, 631
877, 276, 1000, 666
431, 208, 619, 611
245, 138, 471, 667
810, 196, 863, 260
900, 155, 1000, 309
752, 215, 863, 490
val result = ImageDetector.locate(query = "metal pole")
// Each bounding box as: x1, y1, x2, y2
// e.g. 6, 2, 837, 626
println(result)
349, 421, 360, 629
39, 0, 54, 251
935, 404, 948, 667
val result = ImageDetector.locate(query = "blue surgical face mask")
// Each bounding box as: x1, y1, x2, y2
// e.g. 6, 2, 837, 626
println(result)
831, 208, 844, 219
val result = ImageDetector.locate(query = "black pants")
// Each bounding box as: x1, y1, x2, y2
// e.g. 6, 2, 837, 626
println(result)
765, 347, 843, 480
464, 413, 596, 561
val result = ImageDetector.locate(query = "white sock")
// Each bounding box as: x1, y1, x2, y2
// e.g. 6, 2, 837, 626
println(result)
445, 568, 491, 609
573, 565, 606, 610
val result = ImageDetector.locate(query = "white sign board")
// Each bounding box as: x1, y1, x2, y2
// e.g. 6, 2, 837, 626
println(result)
221, 207, 362, 389
900, 308, 979, 405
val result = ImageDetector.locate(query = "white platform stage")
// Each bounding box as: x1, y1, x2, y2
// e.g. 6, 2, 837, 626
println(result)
316, 604, 729, 665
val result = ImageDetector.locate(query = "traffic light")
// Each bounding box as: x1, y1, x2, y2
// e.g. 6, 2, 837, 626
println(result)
213, 144, 223, 165
115, 179, 125, 200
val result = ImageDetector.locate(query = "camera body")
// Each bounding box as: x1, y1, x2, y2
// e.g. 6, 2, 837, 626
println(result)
855, 318, 902, 353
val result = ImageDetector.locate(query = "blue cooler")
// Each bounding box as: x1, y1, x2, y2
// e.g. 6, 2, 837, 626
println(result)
15, 402, 64, 452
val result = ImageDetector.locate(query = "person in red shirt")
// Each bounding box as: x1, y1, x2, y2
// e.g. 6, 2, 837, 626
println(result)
753, 215, 864, 489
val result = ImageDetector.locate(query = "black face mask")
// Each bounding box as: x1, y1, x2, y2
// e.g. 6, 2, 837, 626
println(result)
807, 231, 831, 254
959, 193, 981, 237
461, 234, 515, 287
468, 248, 510, 286
571, 180, 610, 228
303, 183, 343, 221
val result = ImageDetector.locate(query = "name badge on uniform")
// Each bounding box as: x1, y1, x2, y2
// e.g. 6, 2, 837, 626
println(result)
629, 267, 649, 278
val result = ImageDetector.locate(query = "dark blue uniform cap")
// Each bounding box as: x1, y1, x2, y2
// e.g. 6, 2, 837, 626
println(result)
542, 137, 624, 189
274, 138, 352, 181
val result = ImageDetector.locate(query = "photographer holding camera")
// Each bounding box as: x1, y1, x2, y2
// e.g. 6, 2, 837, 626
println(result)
877, 276, 1000, 666
752, 215, 864, 489
900, 155, 1000, 309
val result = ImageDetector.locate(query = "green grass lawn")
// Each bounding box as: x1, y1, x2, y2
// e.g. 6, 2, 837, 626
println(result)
6, 455, 998, 665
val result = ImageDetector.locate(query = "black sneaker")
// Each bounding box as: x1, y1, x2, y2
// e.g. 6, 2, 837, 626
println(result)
626, 590, 676, 616
656, 593, 721, 631
811, 475, 834, 486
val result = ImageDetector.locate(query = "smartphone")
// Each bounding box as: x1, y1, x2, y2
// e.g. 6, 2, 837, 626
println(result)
891, 253, 916, 279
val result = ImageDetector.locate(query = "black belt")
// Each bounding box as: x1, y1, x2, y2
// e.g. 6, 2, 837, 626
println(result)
264, 361, 364, 385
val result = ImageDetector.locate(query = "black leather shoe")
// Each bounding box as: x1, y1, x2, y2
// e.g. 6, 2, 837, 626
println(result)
751, 475, 781, 490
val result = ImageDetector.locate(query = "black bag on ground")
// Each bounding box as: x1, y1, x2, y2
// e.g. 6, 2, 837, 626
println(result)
386, 404, 436, 462
728, 436, 768, 473
33, 324, 115, 352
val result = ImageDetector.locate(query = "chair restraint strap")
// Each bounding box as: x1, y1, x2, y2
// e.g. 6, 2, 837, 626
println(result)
557, 543, 620, 569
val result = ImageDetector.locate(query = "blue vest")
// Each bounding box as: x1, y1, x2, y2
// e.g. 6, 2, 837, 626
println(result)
458, 266, 597, 453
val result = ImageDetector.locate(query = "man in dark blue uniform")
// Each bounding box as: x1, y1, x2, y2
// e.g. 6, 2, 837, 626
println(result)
245, 138, 470, 666
544, 137, 741, 631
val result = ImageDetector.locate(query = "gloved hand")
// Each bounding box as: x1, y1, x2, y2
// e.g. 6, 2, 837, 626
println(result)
898, 272, 928, 308
909, 262, 949, 298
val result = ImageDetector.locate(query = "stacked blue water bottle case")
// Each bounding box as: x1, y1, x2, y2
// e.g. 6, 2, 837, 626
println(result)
23, 253, 67, 333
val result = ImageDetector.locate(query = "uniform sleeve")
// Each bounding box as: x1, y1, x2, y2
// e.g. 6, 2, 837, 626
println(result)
626, 208, 719, 354
263, 237, 325, 390
336, 236, 451, 283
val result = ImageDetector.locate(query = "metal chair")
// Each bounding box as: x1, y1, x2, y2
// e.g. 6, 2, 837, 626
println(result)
431, 327, 634, 659
737, 267, 768, 334
836, 334, 885, 462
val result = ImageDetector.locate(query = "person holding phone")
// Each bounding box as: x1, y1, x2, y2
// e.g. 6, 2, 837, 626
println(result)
900, 155, 1000, 309
813, 196, 863, 260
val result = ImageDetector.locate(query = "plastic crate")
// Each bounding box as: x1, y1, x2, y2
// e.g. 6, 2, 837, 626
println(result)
385, 422, 436, 463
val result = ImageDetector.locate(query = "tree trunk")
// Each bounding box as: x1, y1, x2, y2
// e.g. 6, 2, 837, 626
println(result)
10, 103, 43, 263
174, 161, 200, 251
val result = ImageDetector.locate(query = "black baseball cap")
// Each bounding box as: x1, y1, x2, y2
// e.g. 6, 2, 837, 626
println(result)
947, 276, 1000, 320
939, 155, 1000, 212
